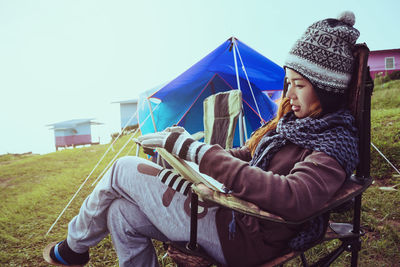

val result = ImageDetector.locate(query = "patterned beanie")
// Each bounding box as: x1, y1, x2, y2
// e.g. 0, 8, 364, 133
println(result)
284, 11, 360, 113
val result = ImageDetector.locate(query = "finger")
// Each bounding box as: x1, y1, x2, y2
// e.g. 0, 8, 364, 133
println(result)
140, 139, 164, 148
137, 132, 167, 142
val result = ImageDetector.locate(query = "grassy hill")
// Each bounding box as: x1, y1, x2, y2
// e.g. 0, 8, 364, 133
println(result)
370, 79, 400, 179
1, 80, 399, 266
0, 135, 142, 266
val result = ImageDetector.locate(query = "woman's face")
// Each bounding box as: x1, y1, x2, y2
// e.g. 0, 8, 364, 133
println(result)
285, 68, 321, 118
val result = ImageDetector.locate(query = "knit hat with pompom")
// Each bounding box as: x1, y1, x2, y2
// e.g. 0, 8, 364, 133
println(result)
284, 11, 360, 113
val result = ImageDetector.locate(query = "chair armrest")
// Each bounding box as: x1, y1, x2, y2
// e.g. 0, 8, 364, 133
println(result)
192, 184, 288, 224
319, 175, 372, 213
191, 176, 373, 225
191, 131, 205, 141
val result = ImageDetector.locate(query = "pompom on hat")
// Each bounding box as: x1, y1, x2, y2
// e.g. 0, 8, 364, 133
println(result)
284, 11, 360, 113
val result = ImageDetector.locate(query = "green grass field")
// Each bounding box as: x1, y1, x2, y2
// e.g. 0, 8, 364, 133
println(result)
1, 80, 399, 266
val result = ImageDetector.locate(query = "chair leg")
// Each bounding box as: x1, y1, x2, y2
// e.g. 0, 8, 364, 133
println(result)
300, 253, 309, 267
187, 192, 199, 251
350, 241, 360, 267
311, 243, 346, 267
350, 195, 362, 267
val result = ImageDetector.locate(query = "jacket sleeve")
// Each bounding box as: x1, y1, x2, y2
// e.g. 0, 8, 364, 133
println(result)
227, 146, 252, 162
198, 145, 346, 221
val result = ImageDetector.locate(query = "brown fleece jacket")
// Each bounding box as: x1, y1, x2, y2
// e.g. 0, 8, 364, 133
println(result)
198, 143, 346, 267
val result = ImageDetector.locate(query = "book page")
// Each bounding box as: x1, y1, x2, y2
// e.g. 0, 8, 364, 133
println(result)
156, 148, 227, 193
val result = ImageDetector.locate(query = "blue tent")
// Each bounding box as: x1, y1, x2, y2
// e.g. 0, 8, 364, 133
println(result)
138, 37, 284, 147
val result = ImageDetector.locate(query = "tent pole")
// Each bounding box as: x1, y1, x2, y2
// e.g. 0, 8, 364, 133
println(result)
232, 37, 245, 146
243, 113, 248, 141
232, 38, 241, 92
146, 98, 160, 164
235, 42, 264, 125
147, 98, 158, 132
238, 113, 244, 146
147, 98, 161, 165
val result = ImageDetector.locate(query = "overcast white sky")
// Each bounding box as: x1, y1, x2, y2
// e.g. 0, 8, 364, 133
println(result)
1, 0, 399, 155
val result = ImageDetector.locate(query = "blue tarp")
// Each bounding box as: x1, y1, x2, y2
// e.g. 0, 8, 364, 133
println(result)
138, 37, 284, 147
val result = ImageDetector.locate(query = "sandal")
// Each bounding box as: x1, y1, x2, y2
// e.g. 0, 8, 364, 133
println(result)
43, 240, 89, 266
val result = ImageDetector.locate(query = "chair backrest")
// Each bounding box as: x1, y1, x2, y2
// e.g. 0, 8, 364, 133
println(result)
203, 90, 242, 149
347, 44, 374, 182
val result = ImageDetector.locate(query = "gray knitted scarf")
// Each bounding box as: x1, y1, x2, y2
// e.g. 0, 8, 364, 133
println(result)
249, 109, 359, 178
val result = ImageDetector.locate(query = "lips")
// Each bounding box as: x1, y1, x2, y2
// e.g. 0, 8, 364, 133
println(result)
291, 105, 300, 112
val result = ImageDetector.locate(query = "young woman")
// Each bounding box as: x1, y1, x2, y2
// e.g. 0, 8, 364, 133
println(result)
44, 11, 360, 267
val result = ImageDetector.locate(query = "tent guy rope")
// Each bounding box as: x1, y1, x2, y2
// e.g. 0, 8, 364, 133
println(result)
232, 37, 245, 146
371, 142, 400, 175
90, 132, 137, 186
234, 41, 263, 123
45, 101, 160, 236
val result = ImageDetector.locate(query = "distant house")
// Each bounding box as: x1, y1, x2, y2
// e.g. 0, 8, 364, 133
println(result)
368, 48, 400, 78
47, 119, 102, 151
113, 99, 138, 129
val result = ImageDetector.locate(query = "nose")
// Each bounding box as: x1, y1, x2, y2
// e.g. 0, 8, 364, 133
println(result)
286, 84, 296, 99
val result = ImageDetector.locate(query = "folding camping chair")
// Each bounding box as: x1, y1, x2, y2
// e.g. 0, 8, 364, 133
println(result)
166, 43, 374, 267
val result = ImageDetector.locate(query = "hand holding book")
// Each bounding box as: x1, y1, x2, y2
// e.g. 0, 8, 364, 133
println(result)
136, 128, 226, 193
137, 130, 283, 222
155, 147, 228, 193
137, 128, 212, 165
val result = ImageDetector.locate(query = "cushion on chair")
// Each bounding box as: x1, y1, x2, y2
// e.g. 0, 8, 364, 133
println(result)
203, 90, 242, 149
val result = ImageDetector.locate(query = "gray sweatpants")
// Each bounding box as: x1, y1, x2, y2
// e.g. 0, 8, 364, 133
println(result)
66, 156, 226, 266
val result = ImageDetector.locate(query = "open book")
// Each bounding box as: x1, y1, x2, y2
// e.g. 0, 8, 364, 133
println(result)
155, 148, 286, 222
155, 147, 228, 193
